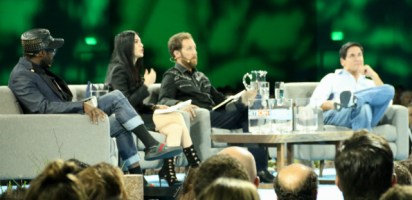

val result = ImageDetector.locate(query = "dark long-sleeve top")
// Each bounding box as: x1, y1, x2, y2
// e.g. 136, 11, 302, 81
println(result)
158, 63, 226, 110
105, 63, 155, 130
8, 57, 83, 114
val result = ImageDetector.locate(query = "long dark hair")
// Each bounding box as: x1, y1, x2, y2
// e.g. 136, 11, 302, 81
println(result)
107, 30, 143, 84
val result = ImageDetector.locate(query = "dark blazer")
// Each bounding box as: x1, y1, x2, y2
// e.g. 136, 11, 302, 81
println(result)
8, 57, 83, 114
105, 62, 155, 130
105, 63, 153, 113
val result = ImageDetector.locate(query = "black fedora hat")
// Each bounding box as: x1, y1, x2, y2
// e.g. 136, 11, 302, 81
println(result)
21, 28, 64, 55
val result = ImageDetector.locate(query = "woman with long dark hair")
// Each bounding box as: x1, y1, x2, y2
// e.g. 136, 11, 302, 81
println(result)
105, 30, 201, 186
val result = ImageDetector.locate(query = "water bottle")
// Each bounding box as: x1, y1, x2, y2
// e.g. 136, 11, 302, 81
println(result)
275, 82, 285, 105
274, 82, 284, 99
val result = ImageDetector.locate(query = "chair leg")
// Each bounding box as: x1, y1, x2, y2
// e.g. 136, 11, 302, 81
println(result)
319, 160, 325, 177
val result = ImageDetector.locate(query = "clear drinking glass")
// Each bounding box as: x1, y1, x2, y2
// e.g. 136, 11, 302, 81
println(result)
268, 98, 293, 133
274, 82, 285, 104
294, 98, 319, 131
248, 99, 271, 134
251, 81, 270, 100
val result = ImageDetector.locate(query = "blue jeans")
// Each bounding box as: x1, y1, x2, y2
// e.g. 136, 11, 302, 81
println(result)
97, 90, 144, 168
323, 84, 394, 131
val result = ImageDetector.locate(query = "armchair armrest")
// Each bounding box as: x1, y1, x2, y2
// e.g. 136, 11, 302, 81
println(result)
0, 114, 113, 180
380, 105, 410, 160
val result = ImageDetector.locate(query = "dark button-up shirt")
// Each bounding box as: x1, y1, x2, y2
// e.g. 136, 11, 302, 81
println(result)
159, 64, 226, 110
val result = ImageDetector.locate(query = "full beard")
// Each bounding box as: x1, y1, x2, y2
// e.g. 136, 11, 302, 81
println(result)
181, 56, 197, 69
40, 57, 53, 68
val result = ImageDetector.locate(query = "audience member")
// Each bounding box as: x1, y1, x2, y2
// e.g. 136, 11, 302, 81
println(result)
159, 32, 274, 183
310, 41, 394, 131
393, 85, 405, 105
400, 90, 412, 107
218, 146, 260, 187
0, 187, 27, 200
335, 130, 396, 199
105, 30, 201, 186
77, 162, 127, 200
8, 28, 182, 184
177, 167, 198, 200
394, 161, 412, 185
408, 103, 412, 129
398, 155, 412, 179
67, 158, 90, 171
380, 185, 412, 200
193, 154, 249, 198
273, 163, 318, 200
24, 159, 87, 200
197, 177, 260, 200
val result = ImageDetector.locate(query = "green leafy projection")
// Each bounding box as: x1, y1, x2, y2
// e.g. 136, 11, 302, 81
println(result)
1, 0, 411, 90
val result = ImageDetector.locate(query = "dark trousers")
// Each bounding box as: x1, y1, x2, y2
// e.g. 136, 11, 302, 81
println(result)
210, 106, 268, 171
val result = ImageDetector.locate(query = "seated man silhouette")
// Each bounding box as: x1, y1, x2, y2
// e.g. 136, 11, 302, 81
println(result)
335, 130, 396, 199
273, 163, 318, 200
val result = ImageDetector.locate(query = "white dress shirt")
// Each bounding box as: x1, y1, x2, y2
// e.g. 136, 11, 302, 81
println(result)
310, 69, 375, 108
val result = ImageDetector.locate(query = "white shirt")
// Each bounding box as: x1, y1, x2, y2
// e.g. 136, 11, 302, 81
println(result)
310, 69, 375, 107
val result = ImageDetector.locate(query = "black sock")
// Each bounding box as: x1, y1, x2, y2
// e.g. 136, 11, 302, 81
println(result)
132, 125, 158, 148
128, 165, 143, 174
129, 166, 150, 185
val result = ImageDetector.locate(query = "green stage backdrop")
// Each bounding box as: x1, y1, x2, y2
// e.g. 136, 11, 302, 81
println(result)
0, 0, 411, 93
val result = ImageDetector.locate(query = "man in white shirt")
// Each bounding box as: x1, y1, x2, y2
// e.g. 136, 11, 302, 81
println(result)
310, 42, 394, 131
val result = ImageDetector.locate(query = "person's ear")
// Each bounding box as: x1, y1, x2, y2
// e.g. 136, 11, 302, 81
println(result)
340, 58, 345, 67
173, 50, 181, 60
254, 177, 260, 188
335, 175, 342, 191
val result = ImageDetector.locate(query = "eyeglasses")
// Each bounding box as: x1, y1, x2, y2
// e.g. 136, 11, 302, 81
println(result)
45, 49, 57, 55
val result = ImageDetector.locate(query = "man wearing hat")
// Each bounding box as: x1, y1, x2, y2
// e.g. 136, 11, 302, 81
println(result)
8, 28, 182, 183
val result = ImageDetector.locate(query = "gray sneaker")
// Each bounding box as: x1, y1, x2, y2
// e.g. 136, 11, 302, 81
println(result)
335, 91, 356, 111
144, 143, 182, 161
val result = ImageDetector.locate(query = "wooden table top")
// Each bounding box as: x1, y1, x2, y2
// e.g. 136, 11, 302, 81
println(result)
212, 130, 354, 144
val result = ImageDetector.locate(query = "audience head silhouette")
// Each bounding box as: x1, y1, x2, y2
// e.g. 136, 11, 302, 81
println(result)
197, 177, 260, 200
273, 163, 318, 200
77, 162, 127, 200
24, 159, 87, 200
380, 185, 412, 200
177, 167, 199, 200
0, 187, 27, 200
193, 154, 249, 198
335, 130, 395, 199
394, 161, 412, 185
218, 146, 259, 187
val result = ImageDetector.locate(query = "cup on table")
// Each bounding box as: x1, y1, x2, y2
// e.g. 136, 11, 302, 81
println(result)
248, 98, 271, 134
274, 81, 285, 105
268, 98, 293, 133
294, 98, 318, 131
251, 81, 270, 100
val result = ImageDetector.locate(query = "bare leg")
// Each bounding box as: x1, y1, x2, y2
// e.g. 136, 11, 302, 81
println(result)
153, 112, 193, 147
